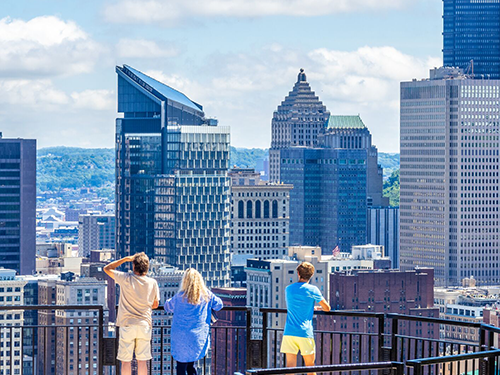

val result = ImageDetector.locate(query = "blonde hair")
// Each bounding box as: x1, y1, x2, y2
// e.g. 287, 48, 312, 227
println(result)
180, 268, 209, 305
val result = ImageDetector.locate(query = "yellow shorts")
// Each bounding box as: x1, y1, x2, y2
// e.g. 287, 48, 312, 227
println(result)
117, 325, 152, 362
280, 335, 316, 355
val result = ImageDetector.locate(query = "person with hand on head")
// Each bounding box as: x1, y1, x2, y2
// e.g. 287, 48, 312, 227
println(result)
280, 261, 331, 375
164, 268, 223, 375
104, 252, 159, 375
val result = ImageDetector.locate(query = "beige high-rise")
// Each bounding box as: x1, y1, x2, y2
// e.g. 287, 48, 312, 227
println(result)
400, 67, 500, 286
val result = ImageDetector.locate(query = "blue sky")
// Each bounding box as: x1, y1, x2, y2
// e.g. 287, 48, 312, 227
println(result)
0, 0, 442, 152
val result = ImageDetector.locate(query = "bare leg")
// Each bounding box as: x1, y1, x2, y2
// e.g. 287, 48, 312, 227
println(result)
121, 361, 132, 375
137, 360, 148, 375
303, 353, 316, 375
286, 353, 297, 375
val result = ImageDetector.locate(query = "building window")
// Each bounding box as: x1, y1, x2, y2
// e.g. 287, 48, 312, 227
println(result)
247, 201, 253, 219
255, 201, 261, 218
238, 201, 244, 219
264, 200, 270, 218
272, 200, 278, 218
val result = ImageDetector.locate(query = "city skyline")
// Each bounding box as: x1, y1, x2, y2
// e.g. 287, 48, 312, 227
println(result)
0, 1, 442, 153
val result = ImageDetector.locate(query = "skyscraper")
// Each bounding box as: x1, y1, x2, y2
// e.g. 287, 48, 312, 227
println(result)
269, 69, 330, 183
443, 0, 500, 79
78, 214, 115, 257
0, 135, 36, 275
269, 70, 387, 253
400, 67, 500, 286
115, 65, 231, 287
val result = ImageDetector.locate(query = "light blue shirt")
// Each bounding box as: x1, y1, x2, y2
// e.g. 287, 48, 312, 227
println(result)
164, 291, 223, 363
283, 282, 324, 338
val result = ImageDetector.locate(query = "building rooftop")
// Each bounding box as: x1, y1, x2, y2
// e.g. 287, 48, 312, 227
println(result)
326, 115, 366, 129
120, 65, 202, 112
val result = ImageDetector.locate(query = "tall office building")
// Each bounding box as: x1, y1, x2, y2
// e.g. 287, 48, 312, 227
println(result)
78, 214, 115, 257
367, 206, 400, 268
0, 135, 36, 275
269, 69, 330, 183
116, 65, 231, 287
269, 71, 386, 253
443, 0, 500, 79
400, 67, 500, 286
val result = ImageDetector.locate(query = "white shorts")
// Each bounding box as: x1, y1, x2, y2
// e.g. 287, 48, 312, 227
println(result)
117, 324, 152, 362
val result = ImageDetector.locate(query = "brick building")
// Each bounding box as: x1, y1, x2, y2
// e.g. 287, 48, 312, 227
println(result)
211, 287, 247, 375
317, 268, 439, 364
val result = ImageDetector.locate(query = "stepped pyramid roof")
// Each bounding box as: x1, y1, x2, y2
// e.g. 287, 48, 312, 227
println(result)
275, 69, 330, 116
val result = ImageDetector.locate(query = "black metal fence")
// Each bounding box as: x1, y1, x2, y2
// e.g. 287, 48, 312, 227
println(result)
1, 305, 500, 375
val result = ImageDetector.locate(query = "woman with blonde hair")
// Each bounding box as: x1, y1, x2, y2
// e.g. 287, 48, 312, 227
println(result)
164, 268, 223, 375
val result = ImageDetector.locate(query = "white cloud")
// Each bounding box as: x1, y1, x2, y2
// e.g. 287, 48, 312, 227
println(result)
116, 39, 178, 58
0, 79, 69, 108
0, 16, 102, 77
104, 0, 415, 24
0, 79, 114, 111
71, 90, 115, 111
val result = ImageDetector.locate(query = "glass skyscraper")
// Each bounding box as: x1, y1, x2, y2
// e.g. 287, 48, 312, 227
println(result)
116, 65, 230, 287
443, 0, 500, 79
270, 70, 386, 253
0, 135, 36, 275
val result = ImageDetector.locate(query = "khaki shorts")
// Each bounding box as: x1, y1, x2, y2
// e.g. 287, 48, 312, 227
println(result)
280, 335, 316, 355
117, 325, 152, 362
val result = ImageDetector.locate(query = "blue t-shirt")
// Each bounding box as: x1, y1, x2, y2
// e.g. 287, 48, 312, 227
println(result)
283, 282, 324, 338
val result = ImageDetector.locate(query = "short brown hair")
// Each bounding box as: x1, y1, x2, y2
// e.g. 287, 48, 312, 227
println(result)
133, 252, 149, 275
297, 262, 315, 281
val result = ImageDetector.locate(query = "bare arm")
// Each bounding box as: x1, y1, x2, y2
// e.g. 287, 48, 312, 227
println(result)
103, 256, 134, 280
152, 299, 159, 309
314, 299, 331, 312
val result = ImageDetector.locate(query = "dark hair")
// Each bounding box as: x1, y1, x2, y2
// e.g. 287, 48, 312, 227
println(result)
133, 252, 149, 275
297, 262, 315, 281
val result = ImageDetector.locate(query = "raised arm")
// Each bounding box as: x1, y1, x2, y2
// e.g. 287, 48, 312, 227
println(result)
103, 256, 134, 280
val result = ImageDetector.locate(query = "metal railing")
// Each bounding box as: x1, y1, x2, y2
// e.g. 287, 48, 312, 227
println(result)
407, 349, 500, 375
1, 305, 500, 374
0, 305, 104, 375
241, 361, 404, 375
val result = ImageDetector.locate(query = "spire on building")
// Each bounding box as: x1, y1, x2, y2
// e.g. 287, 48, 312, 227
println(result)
297, 68, 307, 82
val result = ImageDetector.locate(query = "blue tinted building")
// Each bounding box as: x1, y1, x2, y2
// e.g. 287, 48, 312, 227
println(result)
116, 65, 230, 287
443, 0, 500, 78
280, 147, 367, 254
271, 71, 386, 254
0, 135, 36, 275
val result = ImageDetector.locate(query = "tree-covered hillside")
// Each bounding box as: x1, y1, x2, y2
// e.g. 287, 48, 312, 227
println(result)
378, 153, 400, 179
383, 169, 400, 207
230, 147, 268, 168
37, 147, 115, 191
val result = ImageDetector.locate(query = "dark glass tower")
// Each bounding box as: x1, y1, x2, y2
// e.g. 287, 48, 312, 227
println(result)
115, 65, 230, 287
443, 0, 500, 78
0, 135, 36, 275
270, 70, 386, 253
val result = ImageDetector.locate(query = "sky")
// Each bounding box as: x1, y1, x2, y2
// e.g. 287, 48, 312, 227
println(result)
0, 0, 442, 152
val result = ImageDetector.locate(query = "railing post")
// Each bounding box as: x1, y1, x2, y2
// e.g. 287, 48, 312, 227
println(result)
480, 326, 486, 351
262, 310, 268, 369
395, 362, 404, 375
413, 362, 422, 375
377, 314, 385, 362
391, 317, 399, 362
246, 308, 252, 372
98, 306, 104, 375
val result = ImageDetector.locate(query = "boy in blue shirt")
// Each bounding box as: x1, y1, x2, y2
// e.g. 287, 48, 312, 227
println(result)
280, 262, 331, 375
